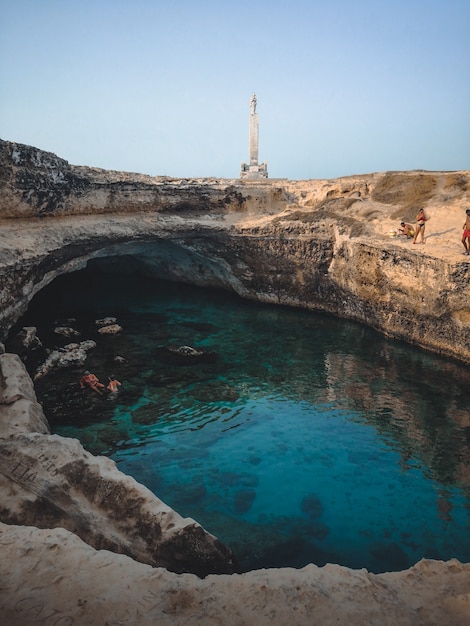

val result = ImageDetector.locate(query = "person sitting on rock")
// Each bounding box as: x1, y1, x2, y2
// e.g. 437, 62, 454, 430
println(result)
398, 222, 414, 239
106, 374, 121, 393
80, 370, 105, 395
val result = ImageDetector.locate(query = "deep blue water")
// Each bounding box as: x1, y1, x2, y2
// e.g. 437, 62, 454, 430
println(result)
18, 267, 470, 573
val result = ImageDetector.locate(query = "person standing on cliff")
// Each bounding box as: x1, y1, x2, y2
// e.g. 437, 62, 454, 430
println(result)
462, 209, 470, 255
412, 208, 427, 244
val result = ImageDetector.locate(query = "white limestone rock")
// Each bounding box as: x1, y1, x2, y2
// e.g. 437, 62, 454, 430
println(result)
0, 354, 50, 438
0, 432, 237, 576
1, 522, 469, 625
33, 340, 96, 380
0, 352, 38, 405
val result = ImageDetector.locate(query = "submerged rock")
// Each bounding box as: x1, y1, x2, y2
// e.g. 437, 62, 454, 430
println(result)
95, 317, 118, 327
232, 489, 256, 514
97, 323, 123, 335
33, 340, 96, 380
53, 326, 80, 338
169, 345, 204, 357
162, 345, 217, 365
190, 381, 239, 403
301, 493, 324, 520
131, 403, 165, 425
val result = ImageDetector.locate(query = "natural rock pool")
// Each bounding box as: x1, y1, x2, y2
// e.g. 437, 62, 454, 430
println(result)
13, 264, 470, 573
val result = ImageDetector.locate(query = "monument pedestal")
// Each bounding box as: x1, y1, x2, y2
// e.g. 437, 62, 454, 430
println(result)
240, 162, 268, 179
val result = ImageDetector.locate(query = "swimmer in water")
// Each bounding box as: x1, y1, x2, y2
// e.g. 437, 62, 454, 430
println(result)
106, 374, 122, 393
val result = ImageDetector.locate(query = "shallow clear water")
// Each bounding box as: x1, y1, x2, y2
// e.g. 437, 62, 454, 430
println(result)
18, 267, 470, 572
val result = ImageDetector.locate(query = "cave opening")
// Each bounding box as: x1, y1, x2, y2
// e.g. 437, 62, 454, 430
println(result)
8, 256, 470, 573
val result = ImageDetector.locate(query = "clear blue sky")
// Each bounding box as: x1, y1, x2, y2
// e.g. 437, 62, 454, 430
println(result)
1, 0, 469, 180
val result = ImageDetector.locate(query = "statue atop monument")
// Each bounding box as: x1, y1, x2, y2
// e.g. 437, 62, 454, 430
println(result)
250, 93, 257, 114
240, 93, 268, 179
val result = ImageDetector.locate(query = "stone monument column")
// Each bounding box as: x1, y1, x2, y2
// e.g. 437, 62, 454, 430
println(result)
241, 93, 268, 179
249, 94, 259, 166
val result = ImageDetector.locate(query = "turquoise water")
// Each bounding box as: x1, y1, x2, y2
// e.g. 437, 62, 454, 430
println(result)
19, 267, 470, 572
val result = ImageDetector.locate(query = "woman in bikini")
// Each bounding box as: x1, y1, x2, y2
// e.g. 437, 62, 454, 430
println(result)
413, 208, 427, 244
462, 209, 470, 256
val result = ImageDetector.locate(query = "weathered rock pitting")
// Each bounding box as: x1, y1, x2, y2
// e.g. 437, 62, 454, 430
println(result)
2, 522, 470, 626
0, 138, 284, 218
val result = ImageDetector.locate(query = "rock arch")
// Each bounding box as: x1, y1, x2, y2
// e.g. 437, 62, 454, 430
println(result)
0, 219, 249, 342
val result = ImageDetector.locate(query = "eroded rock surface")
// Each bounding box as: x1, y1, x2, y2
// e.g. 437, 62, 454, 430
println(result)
1, 522, 470, 625
33, 339, 97, 380
1, 139, 469, 363
0, 353, 50, 438
1, 139, 470, 623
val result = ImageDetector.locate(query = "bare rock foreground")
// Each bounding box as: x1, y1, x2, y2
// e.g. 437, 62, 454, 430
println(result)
2, 523, 470, 626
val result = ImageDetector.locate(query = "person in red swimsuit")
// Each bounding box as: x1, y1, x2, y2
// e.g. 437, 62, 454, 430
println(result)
462, 209, 470, 256
80, 371, 105, 395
